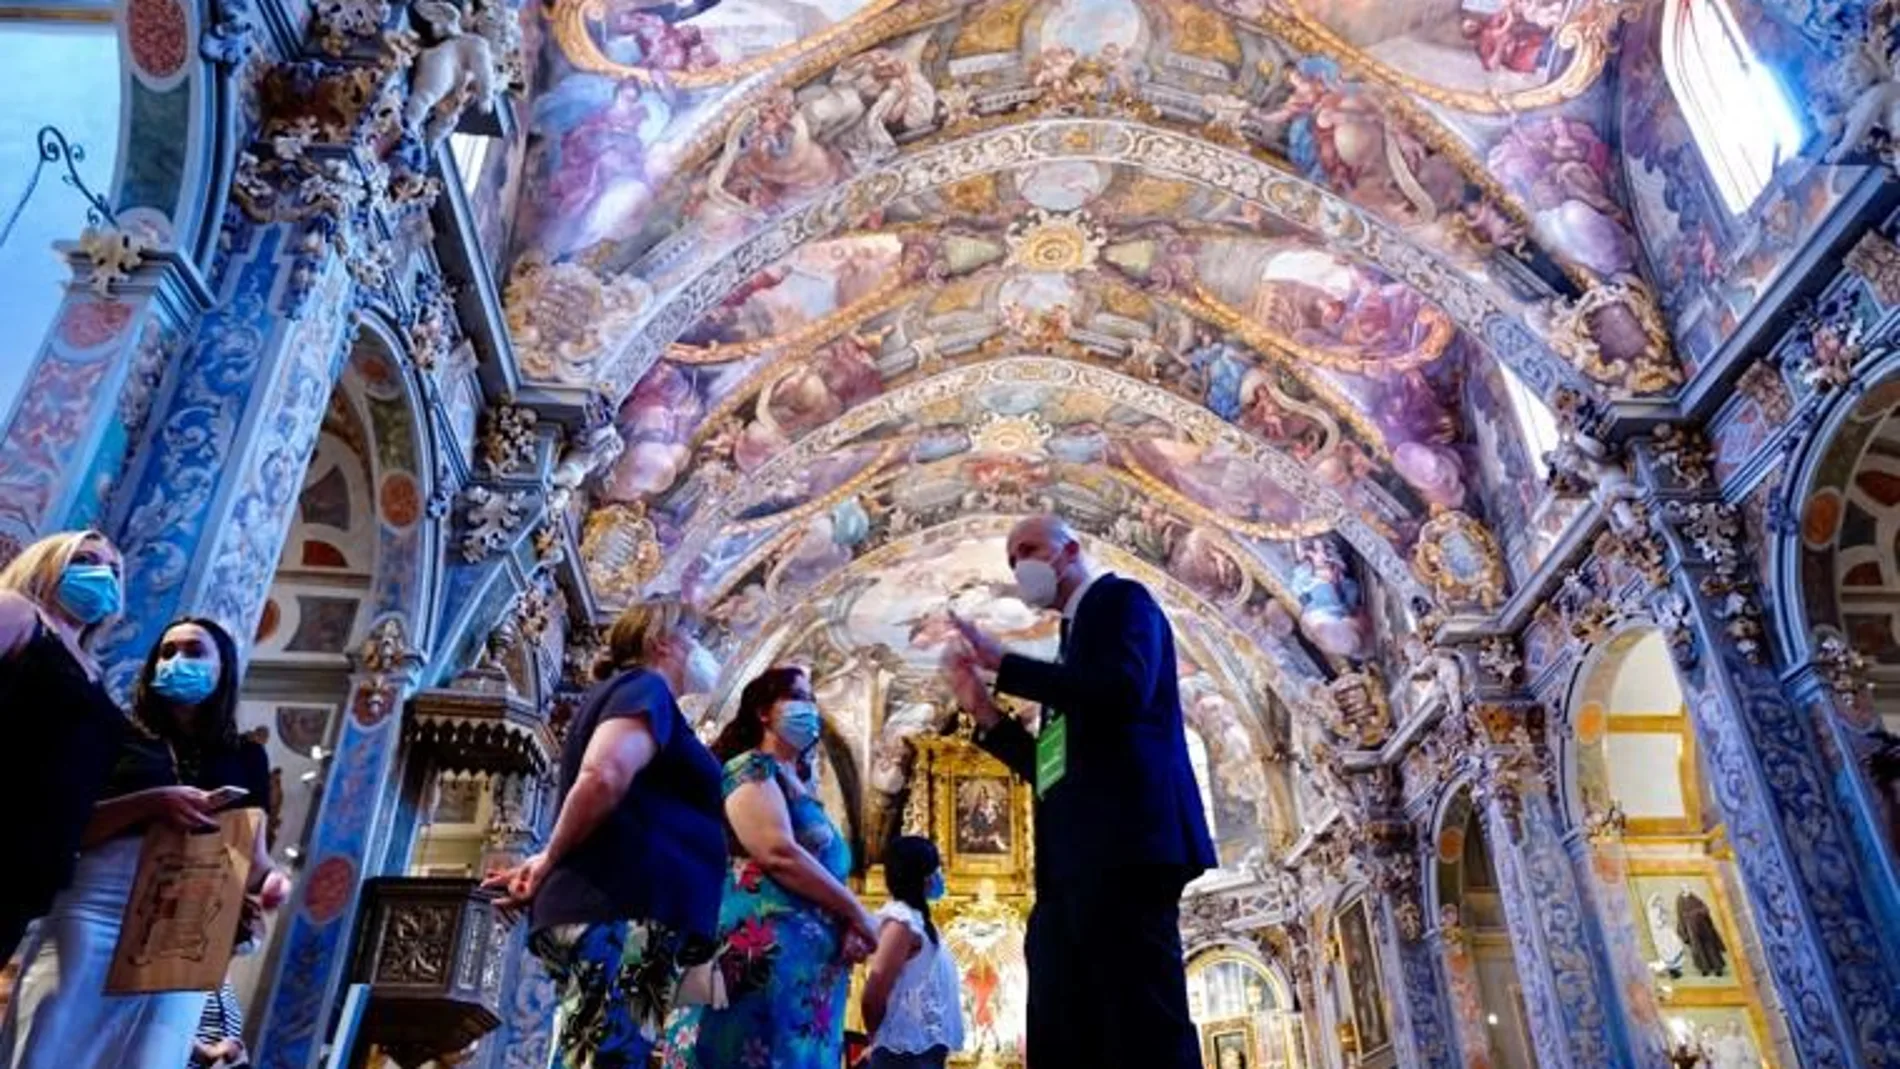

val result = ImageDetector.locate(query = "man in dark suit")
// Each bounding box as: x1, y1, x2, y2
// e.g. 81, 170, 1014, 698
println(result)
942, 515, 1216, 1069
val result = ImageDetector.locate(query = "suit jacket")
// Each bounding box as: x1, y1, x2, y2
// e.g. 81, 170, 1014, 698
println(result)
976, 573, 1217, 892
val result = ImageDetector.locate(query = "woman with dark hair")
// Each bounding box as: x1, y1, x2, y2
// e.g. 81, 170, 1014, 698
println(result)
861, 836, 965, 1069
484, 597, 727, 1069
668, 665, 878, 1069
2, 618, 283, 1068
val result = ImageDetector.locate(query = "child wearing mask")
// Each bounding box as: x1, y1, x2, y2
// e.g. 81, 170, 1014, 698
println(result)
861, 836, 965, 1069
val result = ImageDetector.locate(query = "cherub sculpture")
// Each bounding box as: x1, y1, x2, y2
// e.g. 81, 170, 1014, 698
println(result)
404, 0, 521, 145
1821, 26, 1900, 165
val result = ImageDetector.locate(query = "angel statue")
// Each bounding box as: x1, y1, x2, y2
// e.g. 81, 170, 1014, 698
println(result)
1820, 24, 1900, 165
1399, 635, 1464, 721
1544, 392, 1640, 530
404, 0, 522, 145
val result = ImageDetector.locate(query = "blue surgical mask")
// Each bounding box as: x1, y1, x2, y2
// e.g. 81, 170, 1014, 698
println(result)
152, 656, 218, 705
55, 563, 121, 624
775, 700, 822, 751
926, 870, 946, 902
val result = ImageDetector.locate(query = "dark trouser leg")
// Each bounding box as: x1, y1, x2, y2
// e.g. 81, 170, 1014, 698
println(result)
1024, 899, 1087, 1069
1094, 881, 1201, 1069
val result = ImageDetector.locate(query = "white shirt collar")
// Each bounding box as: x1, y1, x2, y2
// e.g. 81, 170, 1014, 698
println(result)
1062, 570, 1104, 620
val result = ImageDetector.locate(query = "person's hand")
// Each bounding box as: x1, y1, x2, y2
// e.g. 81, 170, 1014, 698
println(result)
841, 929, 874, 964
940, 647, 1000, 728
840, 906, 878, 963
482, 852, 549, 916
258, 868, 292, 910
948, 614, 1004, 671
0, 591, 37, 660
214, 1039, 246, 1064
145, 786, 219, 831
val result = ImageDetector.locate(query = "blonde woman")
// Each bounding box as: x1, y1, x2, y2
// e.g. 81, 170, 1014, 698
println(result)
483, 598, 728, 1069
0, 531, 131, 963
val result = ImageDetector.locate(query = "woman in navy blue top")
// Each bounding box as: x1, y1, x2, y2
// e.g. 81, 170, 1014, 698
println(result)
486, 598, 727, 1069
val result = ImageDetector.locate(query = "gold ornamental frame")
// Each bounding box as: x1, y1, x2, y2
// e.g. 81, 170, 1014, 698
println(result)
1202, 1016, 1259, 1069
910, 733, 1033, 897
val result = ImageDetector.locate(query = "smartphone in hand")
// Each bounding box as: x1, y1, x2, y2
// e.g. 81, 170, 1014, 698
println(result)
202, 785, 249, 809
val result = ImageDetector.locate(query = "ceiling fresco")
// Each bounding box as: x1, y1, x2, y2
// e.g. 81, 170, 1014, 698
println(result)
528, 0, 1712, 863
506, 0, 1684, 400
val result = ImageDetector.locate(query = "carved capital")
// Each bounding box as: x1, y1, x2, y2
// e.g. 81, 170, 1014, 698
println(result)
1479, 635, 1522, 686
461, 485, 534, 563
479, 403, 540, 477
1846, 229, 1900, 305
1648, 424, 1713, 491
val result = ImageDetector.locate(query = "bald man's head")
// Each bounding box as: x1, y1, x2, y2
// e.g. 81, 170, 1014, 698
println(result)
1006, 514, 1091, 609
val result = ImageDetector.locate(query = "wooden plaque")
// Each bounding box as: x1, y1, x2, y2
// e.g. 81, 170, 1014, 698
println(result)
106, 809, 262, 994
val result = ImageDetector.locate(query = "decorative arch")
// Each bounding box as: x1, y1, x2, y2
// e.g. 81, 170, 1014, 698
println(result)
1425, 780, 1535, 1069
1185, 944, 1305, 1069
1773, 348, 1900, 899
226, 314, 441, 1010
659, 355, 1425, 604
1558, 623, 1791, 1066
585, 118, 1595, 405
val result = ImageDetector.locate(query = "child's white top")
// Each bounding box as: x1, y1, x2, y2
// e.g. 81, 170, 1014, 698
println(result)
870, 901, 966, 1054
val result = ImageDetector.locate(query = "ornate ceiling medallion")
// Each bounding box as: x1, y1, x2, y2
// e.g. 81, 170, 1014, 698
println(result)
1411, 508, 1507, 611
1541, 279, 1681, 396
581, 501, 664, 604
1004, 209, 1106, 274
970, 411, 1053, 456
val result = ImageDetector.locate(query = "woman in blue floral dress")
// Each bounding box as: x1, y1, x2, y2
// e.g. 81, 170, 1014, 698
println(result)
666, 666, 878, 1069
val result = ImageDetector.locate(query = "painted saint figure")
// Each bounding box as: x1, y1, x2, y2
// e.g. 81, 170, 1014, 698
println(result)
1645, 892, 1686, 978
1675, 887, 1729, 977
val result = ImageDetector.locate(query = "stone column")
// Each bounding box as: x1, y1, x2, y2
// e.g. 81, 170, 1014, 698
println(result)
1470, 723, 1663, 1068
1571, 820, 1668, 1047
484, 769, 558, 1069
254, 621, 427, 1069
94, 218, 359, 691
1639, 497, 1900, 1066
1358, 818, 1459, 1069
1429, 910, 1494, 1069
0, 242, 209, 557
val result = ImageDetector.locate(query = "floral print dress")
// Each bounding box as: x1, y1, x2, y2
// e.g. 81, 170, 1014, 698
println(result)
665, 752, 853, 1069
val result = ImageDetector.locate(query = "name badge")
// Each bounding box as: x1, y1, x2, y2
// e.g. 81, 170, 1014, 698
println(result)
1036, 714, 1067, 798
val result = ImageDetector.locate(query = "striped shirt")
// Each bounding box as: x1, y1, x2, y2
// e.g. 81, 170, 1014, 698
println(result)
192, 982, 247, 1068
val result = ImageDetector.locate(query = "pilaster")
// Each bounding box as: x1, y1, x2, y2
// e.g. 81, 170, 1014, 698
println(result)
1468, 712, 1659, 1068
1595, 455, 1900, 1065
0, 242, 211, 556
255, 621, 427, 1069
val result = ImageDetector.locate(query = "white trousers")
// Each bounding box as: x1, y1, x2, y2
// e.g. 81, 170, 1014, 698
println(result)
0, 836, 208, 1069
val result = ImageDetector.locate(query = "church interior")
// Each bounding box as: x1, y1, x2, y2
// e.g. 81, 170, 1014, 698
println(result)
3, 0, 1900, 1065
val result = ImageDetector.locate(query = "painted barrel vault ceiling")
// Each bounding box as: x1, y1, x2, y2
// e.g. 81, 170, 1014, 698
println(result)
491, 0, 1755, 867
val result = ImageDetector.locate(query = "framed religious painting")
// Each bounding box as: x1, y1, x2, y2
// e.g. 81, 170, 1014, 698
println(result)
1627, 868, 1748, 993
917, 735, 1031, 888
1203, 1018, 1256, 1069
1334, 897, 1391, 1057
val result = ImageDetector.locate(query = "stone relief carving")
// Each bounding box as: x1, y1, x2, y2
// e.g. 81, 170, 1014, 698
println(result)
1845, 229, 1900, 306
480, 404, 539, 477
461, 485, 533, 562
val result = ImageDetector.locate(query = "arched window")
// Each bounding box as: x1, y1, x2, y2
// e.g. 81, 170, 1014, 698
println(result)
0, 4, 121, 420
1662, 0, 1803, 214
1498, 360, 1560, 478
1183, 725, 1218, 841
